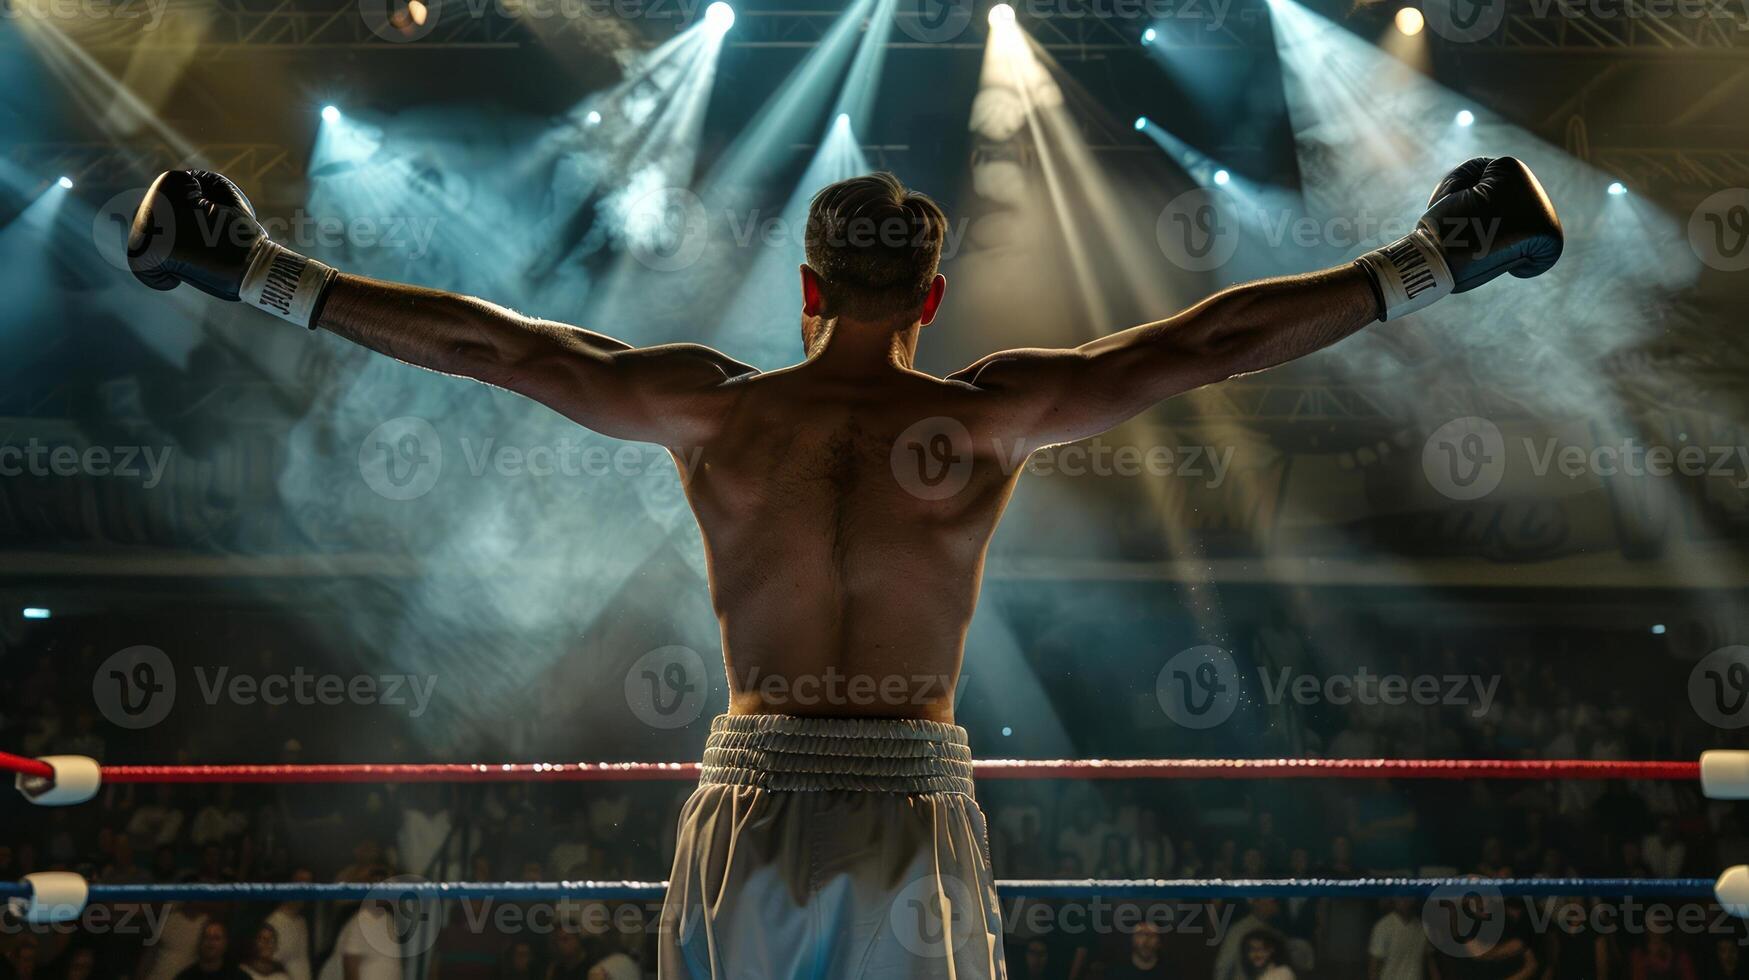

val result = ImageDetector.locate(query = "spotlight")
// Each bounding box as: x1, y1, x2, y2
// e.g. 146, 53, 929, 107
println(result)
1651, 624, 1667, 635
321, 105, 341, 123
989, 3, 1015, 25
56, 176, 73, 189
585, 110, 602, 126
22, 607, 51, 620
1394, 6, 1424, 35
1455, 109, 1475, 127
1001, 726, 1013, 737
835, 112, 852, 130
704, 1, 733, 32
1142, 26, 1157, 43
1133, 116, 1148, 131
1608, 181, 1627, 196
1213, 169, 1230, 186
407, 0, 427, 23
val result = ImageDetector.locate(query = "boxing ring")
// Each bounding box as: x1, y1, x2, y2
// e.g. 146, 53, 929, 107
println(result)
8, 747, 1749, 922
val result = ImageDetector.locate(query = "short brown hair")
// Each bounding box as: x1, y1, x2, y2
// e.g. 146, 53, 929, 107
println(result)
804, 172, 947, 322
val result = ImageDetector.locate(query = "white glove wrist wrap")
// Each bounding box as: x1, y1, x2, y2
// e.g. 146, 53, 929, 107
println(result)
1355, 223, 1456, 321
239, 239, 337, 329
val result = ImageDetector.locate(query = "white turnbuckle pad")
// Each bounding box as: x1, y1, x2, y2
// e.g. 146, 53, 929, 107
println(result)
1701, 751, 1749, 800
15, 755, 101, 806
9, 872, 89, 923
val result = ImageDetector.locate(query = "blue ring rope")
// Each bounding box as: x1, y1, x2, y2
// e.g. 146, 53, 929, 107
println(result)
0, 878, 1718, 902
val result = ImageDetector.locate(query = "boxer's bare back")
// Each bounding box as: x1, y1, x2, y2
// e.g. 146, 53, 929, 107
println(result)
315, 264, 1379, 724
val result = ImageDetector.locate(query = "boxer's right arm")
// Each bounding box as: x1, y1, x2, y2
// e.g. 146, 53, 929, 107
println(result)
127, 170, 755, 446
312, 274, 756, 445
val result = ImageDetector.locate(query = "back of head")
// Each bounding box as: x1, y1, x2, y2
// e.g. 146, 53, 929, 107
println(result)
804, 172, 947, 322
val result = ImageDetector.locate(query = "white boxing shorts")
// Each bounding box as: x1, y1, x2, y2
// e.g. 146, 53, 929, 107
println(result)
659, 714, 1005, 980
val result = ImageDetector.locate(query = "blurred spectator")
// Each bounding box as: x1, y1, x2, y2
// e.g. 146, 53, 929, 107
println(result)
1702, 936, 1749, 980
1239, 930, 1294, 980
191, 787, 249, 849
1215, 900, 1283, 980
1366, 898, 1426, 980
317, 900, 399, 980
240, 926, 290, 980
1632, 931, 1698, 980
544, 932, 589, 980
1643, 818, 1688, 878
140, 905, 210, 980
173, 923, 247, 980
1101, 922, 1167, 980
264, 870, 314, 980
581, 955, 635, 980
1007, 938, 1061, 980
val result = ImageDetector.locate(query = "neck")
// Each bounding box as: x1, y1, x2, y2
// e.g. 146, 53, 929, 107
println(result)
806, 316, 919, 372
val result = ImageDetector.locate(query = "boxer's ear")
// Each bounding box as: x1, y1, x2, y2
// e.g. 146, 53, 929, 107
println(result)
800, 264, 827, 316
918, 274, 946, 327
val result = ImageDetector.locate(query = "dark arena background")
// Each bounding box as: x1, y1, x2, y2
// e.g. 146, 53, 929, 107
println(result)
4, 0, 1749, 975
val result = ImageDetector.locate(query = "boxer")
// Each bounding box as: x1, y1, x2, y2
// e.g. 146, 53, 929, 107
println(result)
127, 161, 1561, 978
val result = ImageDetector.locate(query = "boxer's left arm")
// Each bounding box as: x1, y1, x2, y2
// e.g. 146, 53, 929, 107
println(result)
313, 274, 756, 446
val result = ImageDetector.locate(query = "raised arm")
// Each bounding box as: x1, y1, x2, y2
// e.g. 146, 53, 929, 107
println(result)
126, 170, 755, 447
313, 275, 755, 444
949, 265, 1378, 448
949, 156, 1563, 450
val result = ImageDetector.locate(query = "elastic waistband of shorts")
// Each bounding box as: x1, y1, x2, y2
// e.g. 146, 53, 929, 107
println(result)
699, 714, 975, 795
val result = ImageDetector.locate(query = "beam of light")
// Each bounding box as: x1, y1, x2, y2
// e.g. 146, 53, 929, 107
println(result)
9, 15, 201, 160
1264, 0, 1747, 620
702, 114, 871, 366
828, 0, 898, 132
699, 0, 882, 201
22, 608, 51, 620
279, 19, 741, 739
704, 1, 734, 33
1381, 5, 1430, 70
965, 18, 1245, 646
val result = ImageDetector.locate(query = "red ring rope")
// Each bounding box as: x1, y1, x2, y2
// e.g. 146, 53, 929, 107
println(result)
0, 752, 1700, 784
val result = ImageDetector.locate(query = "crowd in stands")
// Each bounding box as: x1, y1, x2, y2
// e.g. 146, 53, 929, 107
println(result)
3, 604, 1746, 980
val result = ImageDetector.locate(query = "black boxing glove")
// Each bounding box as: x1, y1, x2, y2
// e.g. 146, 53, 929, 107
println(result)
1355, 156, 1564, 321
129, 170, 337, 328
